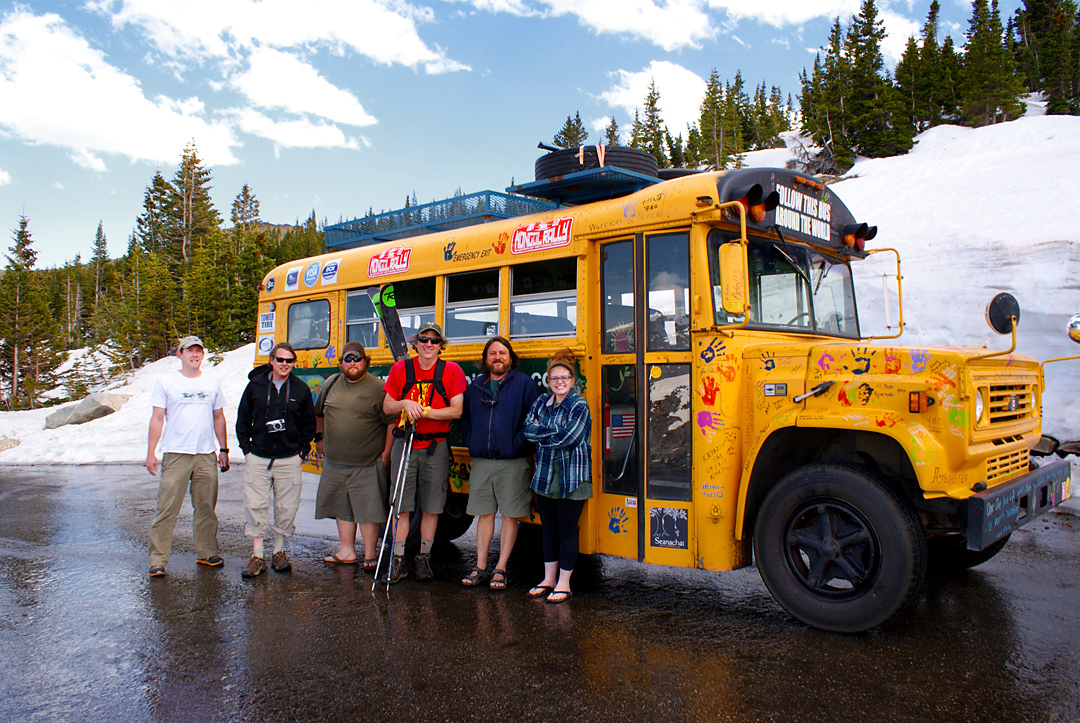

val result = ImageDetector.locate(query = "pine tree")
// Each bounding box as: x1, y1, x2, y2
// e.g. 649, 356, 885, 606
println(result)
1013, 0, 1060, 90
0, 217, 65, 408
171, 141, 220, 264
1041, 2, 1079, 113
698, 69, 726, 169
604, 116, 621, 146
553, 112, 589, 147
634, 79, 669, 168
962, 0, 1026, 125
91, 220, 111, 308
230, 183, 261, 251
847, 0, 915, 156
135, 171, 174, 258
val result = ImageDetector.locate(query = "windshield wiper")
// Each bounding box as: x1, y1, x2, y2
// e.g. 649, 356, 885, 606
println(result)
813, 260, 832, 295
769, 226, 812, 288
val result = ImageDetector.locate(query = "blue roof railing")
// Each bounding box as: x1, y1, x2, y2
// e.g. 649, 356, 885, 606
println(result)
325, 190, 557, 249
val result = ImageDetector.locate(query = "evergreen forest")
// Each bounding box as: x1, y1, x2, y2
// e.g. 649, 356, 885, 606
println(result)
1, 0, 1077, 410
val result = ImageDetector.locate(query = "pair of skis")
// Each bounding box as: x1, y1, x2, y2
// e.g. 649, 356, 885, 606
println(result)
368, 285, 414, 590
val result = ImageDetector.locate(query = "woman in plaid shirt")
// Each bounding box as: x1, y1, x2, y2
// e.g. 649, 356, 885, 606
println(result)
523, 349, 592, 604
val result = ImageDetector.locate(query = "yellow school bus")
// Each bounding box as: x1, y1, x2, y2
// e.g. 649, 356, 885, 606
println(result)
254, 166, 1072, 632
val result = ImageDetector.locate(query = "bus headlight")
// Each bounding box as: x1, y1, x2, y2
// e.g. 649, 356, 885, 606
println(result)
974, 389, 984, 424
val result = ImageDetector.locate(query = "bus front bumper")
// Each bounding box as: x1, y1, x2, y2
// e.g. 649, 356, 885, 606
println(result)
964, 459, 1072, 550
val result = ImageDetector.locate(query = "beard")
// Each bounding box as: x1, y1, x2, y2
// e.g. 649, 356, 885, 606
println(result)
343, 365, 365, 381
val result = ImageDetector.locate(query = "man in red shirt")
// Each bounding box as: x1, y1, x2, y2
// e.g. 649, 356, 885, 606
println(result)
382, 322, 467, 582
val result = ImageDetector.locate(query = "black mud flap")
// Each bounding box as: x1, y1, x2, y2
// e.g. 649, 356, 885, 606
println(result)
965, 459, 1072, 550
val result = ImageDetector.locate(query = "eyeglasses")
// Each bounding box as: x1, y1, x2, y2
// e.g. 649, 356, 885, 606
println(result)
549, 375, 572, 383
273, 356, 296, 364
342, 355, 362, 363
416, 336, 442, 345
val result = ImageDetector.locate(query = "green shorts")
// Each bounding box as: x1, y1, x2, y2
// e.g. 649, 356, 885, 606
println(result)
465, 456, 533, 519
315, 461, 388, 524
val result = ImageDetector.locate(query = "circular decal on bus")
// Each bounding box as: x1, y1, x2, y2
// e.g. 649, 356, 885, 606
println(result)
304, 261, 321, 288
265, 276, 275, 293
257, 336, 275, 354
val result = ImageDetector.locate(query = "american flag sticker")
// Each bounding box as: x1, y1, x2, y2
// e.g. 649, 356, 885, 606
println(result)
610, 412, 635, 438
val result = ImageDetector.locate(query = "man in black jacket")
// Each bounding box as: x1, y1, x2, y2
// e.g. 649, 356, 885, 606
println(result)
235, 342, 317, 578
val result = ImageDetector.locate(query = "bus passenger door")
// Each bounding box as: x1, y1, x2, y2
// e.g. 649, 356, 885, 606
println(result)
598, 233, 694, 566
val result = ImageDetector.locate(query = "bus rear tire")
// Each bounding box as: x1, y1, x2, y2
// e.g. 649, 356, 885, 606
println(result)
753, 463, 927, 633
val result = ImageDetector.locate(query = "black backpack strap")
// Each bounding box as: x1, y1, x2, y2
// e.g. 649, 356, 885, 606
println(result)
399, 357, 450, 407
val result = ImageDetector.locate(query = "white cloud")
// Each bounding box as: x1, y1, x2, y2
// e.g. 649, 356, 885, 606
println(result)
0, 11, 240, 168
702, 0, 860, 28
52, 180, 63, 189
599, 61, 707, 137
0, 166, 11, 185
233, 47, 378, 127
228, 108, 364, 152
99, 0, 469, 73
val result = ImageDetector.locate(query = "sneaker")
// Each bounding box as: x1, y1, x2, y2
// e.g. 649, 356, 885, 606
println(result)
271, 551, 292, 573
196, 556, 224, 567
148, 565, 166, 578
414, 553, 433, 582
242, 556, 267, 578
382, 554, 407, 584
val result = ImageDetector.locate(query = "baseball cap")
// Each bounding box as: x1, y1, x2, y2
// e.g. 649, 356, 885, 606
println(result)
178, 335, 205, 352
342, 341, 367, 358
416, 322, 443, 338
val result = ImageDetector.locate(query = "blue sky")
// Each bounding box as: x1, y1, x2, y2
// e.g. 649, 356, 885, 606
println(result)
1, 0, 1019, 267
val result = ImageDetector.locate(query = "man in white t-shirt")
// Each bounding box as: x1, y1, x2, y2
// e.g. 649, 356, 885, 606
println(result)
145, 336, 230, 578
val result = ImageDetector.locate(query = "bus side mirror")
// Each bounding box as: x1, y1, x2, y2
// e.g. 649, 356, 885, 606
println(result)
1068, 313, 1080, 344
985, 292, 1020, 335
719, 242, 748, 315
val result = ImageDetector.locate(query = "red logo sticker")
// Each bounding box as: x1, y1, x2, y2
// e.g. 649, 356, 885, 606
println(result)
368, 246, 412, 277
511, 218, 573, 254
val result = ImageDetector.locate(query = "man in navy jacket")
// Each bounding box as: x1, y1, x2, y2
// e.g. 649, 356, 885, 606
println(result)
459, 336, 540, 590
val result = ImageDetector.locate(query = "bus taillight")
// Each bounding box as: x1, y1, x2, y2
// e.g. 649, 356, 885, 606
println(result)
842, 222, 878, 251
731, 184, 780, 223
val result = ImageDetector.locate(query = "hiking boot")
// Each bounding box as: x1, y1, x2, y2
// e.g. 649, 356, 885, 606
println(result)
242, 556, 267, 579
414, 553, 434, 582
196, 556, 224, 567
271, 551, 292, 573
382, 554, 407, 584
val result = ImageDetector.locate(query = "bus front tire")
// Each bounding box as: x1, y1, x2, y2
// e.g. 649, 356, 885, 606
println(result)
753, 463, 927, 633
928, 533, 1010, 573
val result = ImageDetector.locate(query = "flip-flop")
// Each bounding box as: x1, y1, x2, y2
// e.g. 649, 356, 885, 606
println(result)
528, 584, 554, 598
546, 590, 572, 605
362, 558, 378, 572
324, 554, 359, 565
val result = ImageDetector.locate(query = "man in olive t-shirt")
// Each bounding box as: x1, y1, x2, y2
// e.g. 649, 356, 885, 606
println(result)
314, 341, 394, 570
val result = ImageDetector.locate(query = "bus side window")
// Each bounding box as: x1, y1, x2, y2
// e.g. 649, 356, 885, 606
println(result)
346, 290, 381, 349
287, 299, 331, 350
510, 257, 577, 338
392, 277, 436, 342
646, 232, 690, 351
445, 269, 500, 342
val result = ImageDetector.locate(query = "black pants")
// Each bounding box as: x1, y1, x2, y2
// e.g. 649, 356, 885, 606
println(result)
536, 495, 586, 571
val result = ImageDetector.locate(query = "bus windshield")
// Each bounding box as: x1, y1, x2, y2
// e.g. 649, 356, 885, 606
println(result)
711, 237, 859, 337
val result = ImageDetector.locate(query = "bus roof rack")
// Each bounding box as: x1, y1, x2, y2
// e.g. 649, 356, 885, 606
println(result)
325, 190, 557, 249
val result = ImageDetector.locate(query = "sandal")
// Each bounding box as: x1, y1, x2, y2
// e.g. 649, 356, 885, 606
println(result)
546, 590, 572, 605
528, 584, 553, 598
323, 554, 359, 565
461, 565, 491, 587
489, 569, 508, 591
362, 558, 378, 572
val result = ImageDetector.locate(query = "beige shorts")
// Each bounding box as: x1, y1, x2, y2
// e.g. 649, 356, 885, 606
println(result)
465, 456, 533, 518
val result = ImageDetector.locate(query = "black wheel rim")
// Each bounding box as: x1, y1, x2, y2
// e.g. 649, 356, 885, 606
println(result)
782, 499, 880, 600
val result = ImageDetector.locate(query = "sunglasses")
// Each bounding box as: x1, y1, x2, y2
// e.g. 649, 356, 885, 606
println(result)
273, 356, 296, 364
416, 336, 442, 345
342, 355, 363, 363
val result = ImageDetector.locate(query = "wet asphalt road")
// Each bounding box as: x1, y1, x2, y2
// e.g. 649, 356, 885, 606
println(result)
0, 465, 1077, 723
